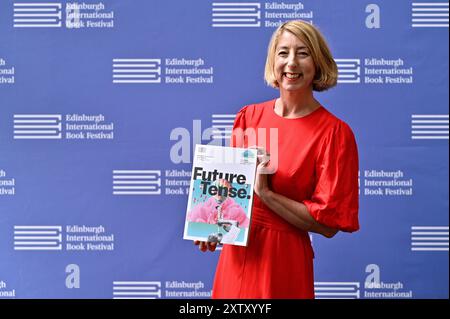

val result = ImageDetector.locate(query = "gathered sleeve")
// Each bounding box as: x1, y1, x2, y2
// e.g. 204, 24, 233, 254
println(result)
230, 106, 248, 148
302, 121, 360, 232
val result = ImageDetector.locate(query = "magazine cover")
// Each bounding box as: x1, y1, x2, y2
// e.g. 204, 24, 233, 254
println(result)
183, 144, 258, 247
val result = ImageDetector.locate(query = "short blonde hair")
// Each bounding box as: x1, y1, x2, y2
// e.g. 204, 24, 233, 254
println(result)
264, 20, 338, 92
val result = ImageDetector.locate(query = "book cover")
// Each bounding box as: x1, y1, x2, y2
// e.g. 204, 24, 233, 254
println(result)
183, 144, 258, 246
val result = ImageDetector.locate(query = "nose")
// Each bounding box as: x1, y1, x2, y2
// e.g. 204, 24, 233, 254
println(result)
287, 52, 297, 68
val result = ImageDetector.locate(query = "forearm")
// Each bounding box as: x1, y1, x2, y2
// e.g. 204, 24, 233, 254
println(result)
259, 190, 338, 238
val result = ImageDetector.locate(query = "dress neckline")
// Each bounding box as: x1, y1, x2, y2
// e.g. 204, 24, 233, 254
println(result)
270, 98, 324, 120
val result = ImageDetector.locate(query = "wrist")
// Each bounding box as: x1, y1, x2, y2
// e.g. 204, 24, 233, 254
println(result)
258, 188, 273, 203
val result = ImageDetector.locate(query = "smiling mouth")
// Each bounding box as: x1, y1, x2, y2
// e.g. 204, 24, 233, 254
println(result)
284, 72, 302, 79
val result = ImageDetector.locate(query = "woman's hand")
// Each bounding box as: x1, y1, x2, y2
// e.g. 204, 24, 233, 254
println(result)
251, 146, 274, 199
194, 240, 217, 252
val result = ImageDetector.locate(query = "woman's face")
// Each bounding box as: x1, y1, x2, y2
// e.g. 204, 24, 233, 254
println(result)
274, 31, 316, 92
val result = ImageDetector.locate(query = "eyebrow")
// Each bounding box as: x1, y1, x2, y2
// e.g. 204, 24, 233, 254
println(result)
277, 46, 309, 50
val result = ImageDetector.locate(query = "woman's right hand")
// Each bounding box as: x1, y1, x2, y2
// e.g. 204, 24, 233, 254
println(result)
194, 240, 217, 252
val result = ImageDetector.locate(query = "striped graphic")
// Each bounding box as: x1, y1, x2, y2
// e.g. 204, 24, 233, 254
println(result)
13, 2, 62, 28
113, 59, 161, 84
113, 170, 161, 195
335, 59, 361, 84
314, 282, 360, 299
412, 2, 449, 28
212, 2, 261, 27
13, 114, 62, 139
411, 226, 449, 251
211, 114, 235, 141
113, 281, 161, 299
411, 114, 449, 139
14, 225, 62, 250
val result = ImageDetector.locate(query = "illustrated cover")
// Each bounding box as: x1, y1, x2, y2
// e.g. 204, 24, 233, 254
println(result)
183, 144, 258, 246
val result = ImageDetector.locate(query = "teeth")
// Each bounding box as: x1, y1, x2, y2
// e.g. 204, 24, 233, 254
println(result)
285, 73, 300, 79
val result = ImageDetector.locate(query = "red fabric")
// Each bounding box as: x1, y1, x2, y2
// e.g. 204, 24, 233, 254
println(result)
212, 99, 359, 299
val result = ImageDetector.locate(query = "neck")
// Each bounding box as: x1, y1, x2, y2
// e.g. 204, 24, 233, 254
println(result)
276, 88, 320, 118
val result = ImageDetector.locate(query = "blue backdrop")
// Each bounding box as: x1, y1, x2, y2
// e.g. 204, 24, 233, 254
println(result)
0, 0, 448, 299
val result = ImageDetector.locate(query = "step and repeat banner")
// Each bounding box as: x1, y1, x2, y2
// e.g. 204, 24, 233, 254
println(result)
0, 0, 448, 299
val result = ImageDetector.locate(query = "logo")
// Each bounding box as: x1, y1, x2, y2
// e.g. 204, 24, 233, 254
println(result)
0, 169, 15, 196
335, 59, 361, 84
212, 2, 261, 27
211, 2, 313, 28
113, 58, 214, 84
112, 59, 161, 84
314, 282, 360, 299
13, 2, 115, 29
411, 226, 449, 251
13, 225, 115, 252
364, 264, 413, 298
14, 225, 63, 250
13, 113, 114, 140
0, 58, 15, 85
361, 169, 413, 196
13, 2, 62, 28
336, 58, 414, 85
411, 114, 449, 140
13, 114, 62, 139
113, 281, 161, 299
411, 2, 449, 28
112, 170, 162, 195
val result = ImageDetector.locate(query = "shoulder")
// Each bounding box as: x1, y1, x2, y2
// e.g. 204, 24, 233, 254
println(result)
236, 99, 275, 117
320, 107, 356, 139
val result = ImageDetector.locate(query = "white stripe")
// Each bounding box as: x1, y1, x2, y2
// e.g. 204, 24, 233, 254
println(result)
212, 23, 260, 27
113, 287, 159, 290
113, 75, 157, 78
14, 120, 58, 123
113, 191, 160, 195
14, 3, 62, 7
14, 114, 61, 119
412, 247, 449, 251
14, 235, 61, 240
412, 18, 449, 21
315, 282, 360, 286
113, 64, 157, 67
411, 231, 449, 235
411, 114, 449, 118
14, 225, 61, 230
412, 3, 449, 6
412, 242, 449, 246
15, 241, 59, 245
212, 3, 261, 6
14, 245, 62, 250
411, 130, 449, 134
113, 170, 159, 174
411, 120, 449, 123
412, 13, 449, 16
113, 69, 159, 73
113, 175, 158, 179
212, 125, 233, 128
14, 231, 58, 235
412, 125, 449, 129
213, 18, 257, 22
314, 287, 356, 291
412, 24, 449, 27
113, 181, 156, 185
14, 8, 58, 12
14, 23, 61, 27
14, 18, 57, 22
113, 186, 157, 190
212, 114, 236, 118
411, 226, 449, 230
412, 8, 449, 11
315, 292, 359, 296
113, 80, 161, 83
113, 59, 160, 62
14, 130, 58, 134
412, 136, 449, 139
113, 292, 159, 296
113, 281, 161, 285
411, 237, 449, 240
14, 134, 62, 139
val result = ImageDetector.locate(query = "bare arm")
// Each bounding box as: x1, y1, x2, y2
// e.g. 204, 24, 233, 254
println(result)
258, 189, 338, 238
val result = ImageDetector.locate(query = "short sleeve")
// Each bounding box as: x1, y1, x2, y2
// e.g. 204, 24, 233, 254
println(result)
302, 121, 360, 232
230, 106, 248, 148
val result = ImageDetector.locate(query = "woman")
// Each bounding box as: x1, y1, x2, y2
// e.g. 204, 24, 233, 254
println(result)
195, 20, 359, 299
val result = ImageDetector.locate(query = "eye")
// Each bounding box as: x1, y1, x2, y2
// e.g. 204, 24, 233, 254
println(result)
298, 51, 309, 57
278, 51, 288, 56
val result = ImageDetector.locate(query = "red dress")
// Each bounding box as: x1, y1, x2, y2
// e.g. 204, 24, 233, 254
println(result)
212, 99, 359, 299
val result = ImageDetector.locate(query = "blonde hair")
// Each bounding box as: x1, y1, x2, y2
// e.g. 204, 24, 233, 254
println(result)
264, 20, 338, 92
